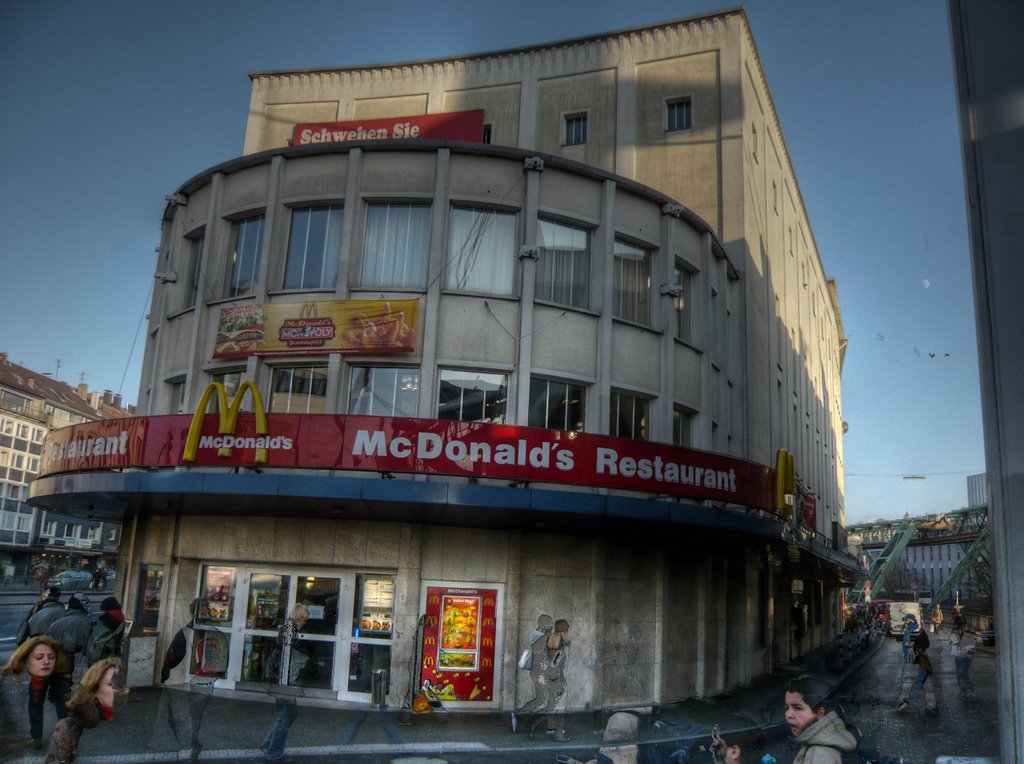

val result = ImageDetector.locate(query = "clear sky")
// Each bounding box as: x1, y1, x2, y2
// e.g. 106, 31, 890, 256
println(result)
0, 1, 984, 524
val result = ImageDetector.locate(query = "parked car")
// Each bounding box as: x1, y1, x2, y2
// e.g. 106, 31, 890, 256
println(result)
886, 602, 923, 636
50, 569, 93, 590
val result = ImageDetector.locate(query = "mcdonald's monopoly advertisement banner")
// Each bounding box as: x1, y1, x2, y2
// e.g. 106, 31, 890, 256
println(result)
38, 413, 776, 508
292, 109, 484, 146
418, 585, 499, 703
213, 299, 418, 359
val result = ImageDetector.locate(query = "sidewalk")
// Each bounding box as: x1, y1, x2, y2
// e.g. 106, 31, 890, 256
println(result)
1, 633, 885, 763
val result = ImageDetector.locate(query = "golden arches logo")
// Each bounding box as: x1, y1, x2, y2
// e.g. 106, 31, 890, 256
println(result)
425, 615, 438, 627
299, 302, 319, 319
482, 637, 494, 647
428, 595, 440, 604
423, 656, 435, 667
424, 636, 436, 645
183, 382, 269, 464
775, 449, 795, 516
484, 597, 495, 606
483, 617, 495, 627
482, 658, 493, 667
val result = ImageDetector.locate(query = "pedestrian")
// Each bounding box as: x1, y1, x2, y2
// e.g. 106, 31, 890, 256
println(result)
930, 604, 943, 634
516, 614, 557, 712
260, 603, 310, 761
953, 605, 966, 632
48, 595, 94, 681
161, 598, 216, 758
1, 635, 72, 750
45, 656, 128, 764
897, 615, 932, 711
84, 597, 126, 666
720, 676, 857, 764
948, 626, 976, 697
543, 618, 572, 741
17, 587, 64, 645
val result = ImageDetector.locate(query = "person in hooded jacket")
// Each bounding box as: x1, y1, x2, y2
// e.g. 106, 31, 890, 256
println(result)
47, 595, 93, 680
20, 587, 64, 644
84, 598, 125, 665
722, 677, 857, 764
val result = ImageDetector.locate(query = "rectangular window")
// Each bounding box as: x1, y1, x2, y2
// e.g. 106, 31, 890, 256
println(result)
564, 114, 587, 145
667, 97, 693, 131
671, 260, 691, 341
1, 420, 11, 435
482, 124, 492, 144
446, 206, 517, 295
27, 457, 39, 474
11, 454, 24, 470
16, 423, 29, 439
672, 406, 693, 447
184, 234, 204, 309
2, 392, 27, 414
610, 391, 648, 440
17, 514, 31, 532
32, 427, 45, 442
108, 527, 118, 542
348, 367, 419, 417
269, 367, 328, 414
536, 219, 590, 309
528, 378, 585, 431
437, 369, 508, 423
0, 513, 14, 530
361, 203, 431, 288
225, 214, 265, 298
136, 565, 164, 636
0, 451, 7, 467
63, 523, 77, 539
170, 380, 186, 414
284, 206, 343, 290
42, 520, 56, 537
613, 239, 651, 325
211, 371, 243, 398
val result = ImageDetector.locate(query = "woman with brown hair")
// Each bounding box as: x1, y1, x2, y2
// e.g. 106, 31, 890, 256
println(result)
1, 635, 72, 749
46, 656, 127, 763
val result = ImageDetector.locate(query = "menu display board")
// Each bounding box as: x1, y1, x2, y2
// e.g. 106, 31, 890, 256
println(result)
199, 566, 236, 626
247, 573, 289, 631
420, 585, 498, 703
357, 575, 395, 637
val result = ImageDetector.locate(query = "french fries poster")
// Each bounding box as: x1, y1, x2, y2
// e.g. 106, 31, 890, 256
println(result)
213, 298, 418, 359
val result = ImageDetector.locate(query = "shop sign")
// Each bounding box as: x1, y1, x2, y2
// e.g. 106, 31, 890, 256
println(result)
213, 299, 417, 359
40, 414, 777, 509
293, 110, 484, 146
419, 585, 498, 703
798, 484, 817, 528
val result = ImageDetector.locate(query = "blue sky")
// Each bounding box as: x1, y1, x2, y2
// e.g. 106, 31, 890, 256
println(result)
0, 1, 983, 524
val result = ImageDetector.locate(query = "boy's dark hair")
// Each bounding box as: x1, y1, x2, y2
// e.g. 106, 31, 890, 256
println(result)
784, 675, 831, 711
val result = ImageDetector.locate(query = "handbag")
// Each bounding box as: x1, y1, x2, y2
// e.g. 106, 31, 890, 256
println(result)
518, 648, 533, 670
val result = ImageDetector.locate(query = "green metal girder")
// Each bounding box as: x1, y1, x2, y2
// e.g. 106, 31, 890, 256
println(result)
847, 519, 916, 604
931, 524, 990, 605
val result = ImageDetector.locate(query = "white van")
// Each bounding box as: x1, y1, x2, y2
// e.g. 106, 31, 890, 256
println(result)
887, 602, 923, 636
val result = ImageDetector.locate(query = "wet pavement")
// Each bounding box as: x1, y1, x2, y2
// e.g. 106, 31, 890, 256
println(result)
0, 626, 999, 763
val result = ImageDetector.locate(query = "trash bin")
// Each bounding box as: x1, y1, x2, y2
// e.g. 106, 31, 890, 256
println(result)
371, 669, 388, 709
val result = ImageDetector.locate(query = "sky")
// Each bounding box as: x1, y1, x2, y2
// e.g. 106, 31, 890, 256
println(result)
0, 0, 984, 525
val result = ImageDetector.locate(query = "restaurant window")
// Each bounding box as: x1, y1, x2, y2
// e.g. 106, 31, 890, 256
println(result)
361, 203, 431, 288
445, 206, 516, 295
671, 260, 692, 341
183, 233, 204, 309
672, 406, 693, 447
225, 214, 265, 298
564, 113, 587, 145
613, 239, 651, 325
536, 218, 590, 309
269, 366, 328, 414
666, 96, 693, 131
528, 377, 585, 431
348, 367, 418, 417
437, 369, 508, 423
610, 391, 648, 441
136, 565, 164, 636
284, 206, 342, 290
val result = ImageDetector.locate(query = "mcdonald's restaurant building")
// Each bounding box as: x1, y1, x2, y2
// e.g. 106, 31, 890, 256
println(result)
29, 11, 859, 711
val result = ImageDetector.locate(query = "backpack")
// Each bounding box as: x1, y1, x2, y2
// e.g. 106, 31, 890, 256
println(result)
84, 620, 124, 665
913, 627, 930, 653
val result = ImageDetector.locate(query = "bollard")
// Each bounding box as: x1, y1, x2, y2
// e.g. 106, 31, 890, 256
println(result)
371, 669, 388, 709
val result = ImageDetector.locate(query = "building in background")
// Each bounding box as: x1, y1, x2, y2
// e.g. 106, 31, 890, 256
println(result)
31, 10, 857, 709
0, 352, 130, 584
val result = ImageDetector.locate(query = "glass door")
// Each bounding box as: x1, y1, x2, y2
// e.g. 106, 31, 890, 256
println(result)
239, 572, 290, 684
290, 575, 340, 691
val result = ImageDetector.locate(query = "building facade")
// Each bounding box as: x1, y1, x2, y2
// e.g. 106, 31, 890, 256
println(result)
0, 353, 126, 581
30, 10, 855, 710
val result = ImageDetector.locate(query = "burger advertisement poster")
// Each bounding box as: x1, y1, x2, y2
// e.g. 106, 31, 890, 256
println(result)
213, 298, 418, 359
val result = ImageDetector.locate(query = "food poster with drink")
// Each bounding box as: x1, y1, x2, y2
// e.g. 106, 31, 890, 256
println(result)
199, 566, 236, 625
420, 585, 498, 703
212, 298, 419, 359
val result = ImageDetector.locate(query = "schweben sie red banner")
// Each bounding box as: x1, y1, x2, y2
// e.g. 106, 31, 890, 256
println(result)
39, 414, 775, 508
293, 110, 484, 146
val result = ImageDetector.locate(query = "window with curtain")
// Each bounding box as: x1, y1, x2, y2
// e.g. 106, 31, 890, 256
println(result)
225, 214, 265, 298
528, 377, 586, 431
536, 219, 590, 309
613, 239, 651, 325
360, 203, 431, 288
284, 206, 343, 290
348, 367, 419, 417
269, 367, 328, 414
437, 369, 508, 423
672, 260, 692, 341
610, 391, 648, 440
445, 206, 516, 294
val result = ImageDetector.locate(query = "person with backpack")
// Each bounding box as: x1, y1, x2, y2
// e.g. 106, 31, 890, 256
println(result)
897, 615, 932, 711
19, 587, 64, 644
47, 594, 93, 682
84, 598, 126, 666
